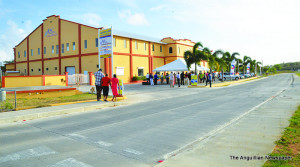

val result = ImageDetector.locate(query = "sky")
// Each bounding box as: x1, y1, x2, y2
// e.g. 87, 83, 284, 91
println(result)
0, 0, 299, 66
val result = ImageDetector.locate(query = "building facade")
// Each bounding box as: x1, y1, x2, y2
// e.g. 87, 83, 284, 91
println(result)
11, 15, 208, 83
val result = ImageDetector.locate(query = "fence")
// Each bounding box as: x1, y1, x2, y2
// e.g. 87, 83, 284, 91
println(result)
0, 89, 17, 112
68, 74, 89, 85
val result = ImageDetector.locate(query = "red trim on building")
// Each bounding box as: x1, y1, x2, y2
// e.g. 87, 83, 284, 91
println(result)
6, 88, 76, 94
42, 75, 46, 86
41, 23, 44, 74
88, 72, 93, 86
15, 24, 42, 48
3, 75, 65, 78
27, 38, 29, 75
1, 76, 5, 88
167, 56, 184, 58
61, 19, 101, 30
148, 42, 151, 73
153, 56, 165, 58
161, 37, 195, 44
78, 24, 82, 74
65, 72, 68, 86
113, 52, 130, 56
129, 39, 133, 81
167, 43, 194, 47
58, 18, 62, 75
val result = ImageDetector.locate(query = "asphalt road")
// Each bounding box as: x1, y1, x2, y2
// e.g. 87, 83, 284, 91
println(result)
0, 74, 295, 167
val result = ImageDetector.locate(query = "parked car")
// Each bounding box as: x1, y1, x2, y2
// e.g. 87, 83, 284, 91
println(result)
240, 73, 251, 78
219, 72, 239, 81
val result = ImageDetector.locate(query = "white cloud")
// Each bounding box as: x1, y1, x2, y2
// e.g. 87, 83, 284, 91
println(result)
0, 20, 32, 62
80, 13, 102, 27
149, 4, 167, 12
118, 10, 150, 26
165, 0, 300, 65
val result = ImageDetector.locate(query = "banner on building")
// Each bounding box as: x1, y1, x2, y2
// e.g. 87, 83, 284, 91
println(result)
191, 75, 198, 86
230, 59, 236, 75
99, 28, 112, 58
247, 63, 250, 74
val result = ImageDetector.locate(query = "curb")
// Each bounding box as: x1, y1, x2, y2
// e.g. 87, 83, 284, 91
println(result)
188, 77, 261, 88
0, 101, 129, 124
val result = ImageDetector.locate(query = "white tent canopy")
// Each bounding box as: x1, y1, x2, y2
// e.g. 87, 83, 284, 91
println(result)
153, 59, 209, 72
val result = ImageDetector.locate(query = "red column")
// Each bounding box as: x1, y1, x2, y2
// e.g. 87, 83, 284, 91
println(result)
129, 39, 133, 81
78, 24, 82, 74
42, 75, 46, 86
41, 24, 44, 74
1, 76, 5, 88
65, 72, 68, 86
58, 18, 62, 75
89, 72, 93, 85
27, 38, 29, 75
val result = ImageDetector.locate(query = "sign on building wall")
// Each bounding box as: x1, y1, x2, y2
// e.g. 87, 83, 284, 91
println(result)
45, 29, 57, 37
99, 28, 112, 58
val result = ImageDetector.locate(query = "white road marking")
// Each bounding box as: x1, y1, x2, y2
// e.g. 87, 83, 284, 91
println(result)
123, 148, 143, 155
48, 158, 93, 167
67, 133, 86, 139
0, 146, 56, 163
96, 141, 113, 147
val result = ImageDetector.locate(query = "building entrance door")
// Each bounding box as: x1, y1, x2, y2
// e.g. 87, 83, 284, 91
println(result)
66, 66, 76, 75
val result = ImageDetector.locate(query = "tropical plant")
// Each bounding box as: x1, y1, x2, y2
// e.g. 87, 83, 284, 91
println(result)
184, 42, 206, 73
223, 52, 240, 72
242, 55, 251, 74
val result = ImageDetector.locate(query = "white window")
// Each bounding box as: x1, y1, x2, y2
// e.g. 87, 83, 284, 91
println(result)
66, 43, 69, 51
116, 67, 124, 76
113, 38, 116, 47
84, 40, 87, 49
73, 42, 75, 50
144, 43, 146, 50
135, 41, 138, 49
124, 40, 126, 48
138, 67, 144, 76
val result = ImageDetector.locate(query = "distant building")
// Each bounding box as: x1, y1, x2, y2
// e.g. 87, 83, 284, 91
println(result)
9, 15, 208, 83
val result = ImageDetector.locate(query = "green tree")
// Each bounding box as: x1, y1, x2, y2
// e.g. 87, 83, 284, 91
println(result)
273, 64, 282, 71
184, 42, 206, 73
223, 52, 240, 72
242, 56, 251, 74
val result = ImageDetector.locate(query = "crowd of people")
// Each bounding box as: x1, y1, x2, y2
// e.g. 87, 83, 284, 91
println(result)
145, 71, 218, 88
94, 68, 120, 102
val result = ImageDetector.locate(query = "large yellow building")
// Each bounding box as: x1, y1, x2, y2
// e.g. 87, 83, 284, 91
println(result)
11, 15, 208, 83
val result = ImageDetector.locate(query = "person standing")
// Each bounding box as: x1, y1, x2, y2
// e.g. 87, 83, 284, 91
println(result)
169, 72, 174, 88
205, 72, 212, 87
110, 74, 119, 102
166, 73, 169, 84
101, 74, 111, 102
94, 68, 105, 101
212, 71, 215, 82
146, 73, 150, 85
173, 73, 176, 87
177, 72, 181, 87
150, 73, 154, 86
180, 72, 184, 85
161, 73, 164, 84
154, 73, 158, 85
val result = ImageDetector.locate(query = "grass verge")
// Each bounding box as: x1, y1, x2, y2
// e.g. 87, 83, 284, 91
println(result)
0, 93, 115, 111
263, 105, 300, 167
296, 72, 300, 77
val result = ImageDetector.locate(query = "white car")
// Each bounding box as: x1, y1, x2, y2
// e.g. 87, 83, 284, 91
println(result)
219, 73, 239, 81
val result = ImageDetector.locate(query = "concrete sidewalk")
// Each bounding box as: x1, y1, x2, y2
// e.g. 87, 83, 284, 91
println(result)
156, 74, 300, 167
0, 100, 129, 124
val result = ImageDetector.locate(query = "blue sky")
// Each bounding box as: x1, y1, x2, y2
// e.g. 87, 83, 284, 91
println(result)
0, 0, 299, 65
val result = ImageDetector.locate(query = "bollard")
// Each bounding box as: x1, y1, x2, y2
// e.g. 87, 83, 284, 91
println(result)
0, 91, 6, 101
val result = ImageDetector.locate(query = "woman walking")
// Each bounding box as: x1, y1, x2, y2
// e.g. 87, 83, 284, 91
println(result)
111, 74, 119, 102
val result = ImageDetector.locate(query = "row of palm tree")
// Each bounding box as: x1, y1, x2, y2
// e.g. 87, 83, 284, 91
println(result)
183, 41, 262, 81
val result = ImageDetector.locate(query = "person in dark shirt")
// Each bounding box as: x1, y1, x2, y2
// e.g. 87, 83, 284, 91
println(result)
101, 74, 111, 102
154, 73, 158, 85
180, 72, 184, 85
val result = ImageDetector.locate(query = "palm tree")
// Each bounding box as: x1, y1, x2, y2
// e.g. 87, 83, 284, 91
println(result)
236, 58, 243, 73
242, 56, 251, 74
184, 42, 206, 74
223, 52, 239, 72
212, 50, 226, 81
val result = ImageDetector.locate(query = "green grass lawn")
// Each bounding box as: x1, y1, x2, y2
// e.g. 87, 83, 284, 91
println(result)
296, 72, 300, 77
263, 105, 300, 167
0, 93, 107, 111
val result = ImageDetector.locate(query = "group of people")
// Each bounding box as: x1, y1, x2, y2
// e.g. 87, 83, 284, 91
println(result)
94, 69, 119, 102
145, 71, 216, 88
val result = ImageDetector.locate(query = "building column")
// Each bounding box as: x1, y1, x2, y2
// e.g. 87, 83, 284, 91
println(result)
27, 37, 29, 76
130, 39, 133, 81
58, 18, 62, 75
41, 24, 44, 74
78, 24, 82, 74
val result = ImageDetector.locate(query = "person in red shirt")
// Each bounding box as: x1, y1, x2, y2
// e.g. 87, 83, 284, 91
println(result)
101, 74, 111, 102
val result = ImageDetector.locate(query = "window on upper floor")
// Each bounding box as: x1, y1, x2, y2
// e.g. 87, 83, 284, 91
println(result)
95, 38, 98, 47
124, 40, 127, 48
38, 48, 40, 55
66, 43, 69, 51
169, 47, 173, 53
160, 46, 162, 52
24, 50, 26, 57
31, 49, 33, 56
84, 40, 87, 49
61, 44, 64, 53
31, 69, 33, 72
18, 52, 20, 58
52, 45, 54, 53
56, 45, 59, 54
152, 44, 154, 51
178, 47, 180, 54
73, 42, 75, 50
113, 38, 116, 47
144, 43, 146, 50
44, 47, 46, 54
135, 41, 138, 49
24, 69, 26, 73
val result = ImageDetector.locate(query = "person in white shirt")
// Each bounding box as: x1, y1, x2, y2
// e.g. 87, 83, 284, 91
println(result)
146, 73, 149, 85
161, 73, 164, 84
169, 72, 174, 88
